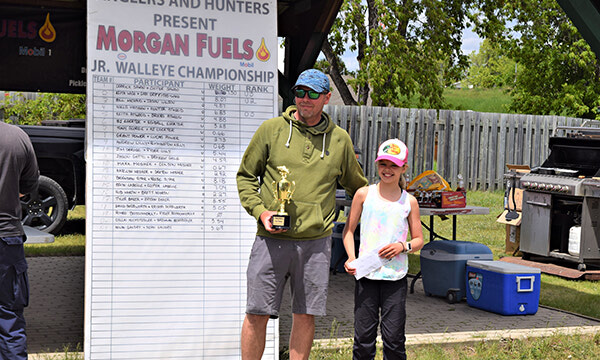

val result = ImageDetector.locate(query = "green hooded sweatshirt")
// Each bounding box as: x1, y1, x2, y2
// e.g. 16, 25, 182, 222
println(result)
237, 105, 368, 241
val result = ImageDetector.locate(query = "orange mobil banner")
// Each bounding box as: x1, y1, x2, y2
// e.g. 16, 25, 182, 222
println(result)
0, 5, 86, 93
85, 0, 278, 359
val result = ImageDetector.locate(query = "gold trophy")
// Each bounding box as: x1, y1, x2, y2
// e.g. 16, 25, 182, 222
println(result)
271, 166, 295, 230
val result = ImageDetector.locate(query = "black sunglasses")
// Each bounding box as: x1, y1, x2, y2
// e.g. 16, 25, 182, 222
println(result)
294, 88, 324, 99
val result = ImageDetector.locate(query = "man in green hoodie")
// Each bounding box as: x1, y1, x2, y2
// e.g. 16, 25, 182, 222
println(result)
237, 69, 368, 360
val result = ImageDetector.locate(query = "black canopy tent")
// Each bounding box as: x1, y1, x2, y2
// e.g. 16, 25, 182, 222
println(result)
0, 0, 342, 108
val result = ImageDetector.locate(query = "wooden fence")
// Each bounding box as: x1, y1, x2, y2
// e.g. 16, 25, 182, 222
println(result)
325, 105, 600, 191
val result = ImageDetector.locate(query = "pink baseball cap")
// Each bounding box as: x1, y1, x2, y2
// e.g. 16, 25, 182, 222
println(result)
375, 139, 408, 167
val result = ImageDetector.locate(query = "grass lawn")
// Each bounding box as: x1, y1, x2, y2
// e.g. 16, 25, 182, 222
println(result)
398, 87, 512, 114
308, 332, 600, 360
443, 87, 512, 113
31, 331, 600, 360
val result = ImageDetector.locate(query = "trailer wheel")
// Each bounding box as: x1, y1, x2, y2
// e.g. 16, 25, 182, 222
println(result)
577, 263, 586, 272
21, 175, 69, 235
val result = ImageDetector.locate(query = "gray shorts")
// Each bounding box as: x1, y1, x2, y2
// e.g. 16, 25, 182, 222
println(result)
246, 235, 332, 318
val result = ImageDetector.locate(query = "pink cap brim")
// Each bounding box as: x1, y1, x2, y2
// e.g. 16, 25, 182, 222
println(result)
375, 154, 407, 167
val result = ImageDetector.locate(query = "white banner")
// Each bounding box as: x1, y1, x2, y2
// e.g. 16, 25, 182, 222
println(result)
85, 1, 278, 358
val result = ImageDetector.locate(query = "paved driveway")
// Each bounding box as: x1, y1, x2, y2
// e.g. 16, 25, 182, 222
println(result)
26, 256, 600, 354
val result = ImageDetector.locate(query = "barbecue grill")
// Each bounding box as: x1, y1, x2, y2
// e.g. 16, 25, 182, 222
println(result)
516, 126, 600, 271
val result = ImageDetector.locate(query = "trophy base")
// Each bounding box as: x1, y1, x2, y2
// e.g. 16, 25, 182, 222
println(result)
271, 214, 291, 230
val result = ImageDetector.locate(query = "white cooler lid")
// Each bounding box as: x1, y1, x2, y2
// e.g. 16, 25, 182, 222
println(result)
467, 260, 541, 274
421, 251, 493, 261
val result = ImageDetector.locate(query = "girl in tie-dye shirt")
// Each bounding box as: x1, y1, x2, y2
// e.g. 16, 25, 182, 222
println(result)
343, 139, 423, 360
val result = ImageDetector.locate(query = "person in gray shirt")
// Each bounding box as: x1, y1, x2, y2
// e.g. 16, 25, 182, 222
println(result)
0, 122, 39, 360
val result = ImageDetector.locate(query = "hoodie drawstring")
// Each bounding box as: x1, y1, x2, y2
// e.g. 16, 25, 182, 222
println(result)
285, 120, 292, 148
286, 119, 327, 159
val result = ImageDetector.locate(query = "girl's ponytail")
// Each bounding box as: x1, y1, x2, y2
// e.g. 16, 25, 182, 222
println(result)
399, 174, 407, 190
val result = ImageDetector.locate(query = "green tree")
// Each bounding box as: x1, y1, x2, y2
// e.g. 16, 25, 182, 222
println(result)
467, 39, 516, 88
3, 93, 86, 125
322, 0, 474, 108
473, 0, 600, 119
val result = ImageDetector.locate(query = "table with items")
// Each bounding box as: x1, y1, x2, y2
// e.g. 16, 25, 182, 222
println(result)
420, 206, 490, 241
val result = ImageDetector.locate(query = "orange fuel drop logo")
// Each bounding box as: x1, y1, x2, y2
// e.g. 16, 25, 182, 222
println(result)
256, 38, 270, 62
38, 13, 56, 43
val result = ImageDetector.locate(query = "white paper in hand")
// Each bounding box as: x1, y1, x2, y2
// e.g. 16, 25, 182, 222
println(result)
348, 250, 391, 280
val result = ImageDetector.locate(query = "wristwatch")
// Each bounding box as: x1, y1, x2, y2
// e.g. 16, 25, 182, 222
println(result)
404, 242, 412, 253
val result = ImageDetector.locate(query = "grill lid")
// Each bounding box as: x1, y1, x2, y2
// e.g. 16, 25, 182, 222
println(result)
537, 137, 600, 177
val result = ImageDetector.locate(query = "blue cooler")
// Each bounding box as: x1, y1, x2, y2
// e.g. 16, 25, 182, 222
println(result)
420, 240, 492, 303
466, 260, 541, 315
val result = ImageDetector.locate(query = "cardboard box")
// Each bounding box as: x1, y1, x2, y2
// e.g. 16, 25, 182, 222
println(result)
505, 225, 522, 256
496, 210, 522, 255
506, 164, 531, 173
440, 191, 467, 208
411, 190, 466, 208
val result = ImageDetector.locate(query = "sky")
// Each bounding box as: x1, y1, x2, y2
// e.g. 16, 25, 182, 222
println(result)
278, 27, 482, 73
